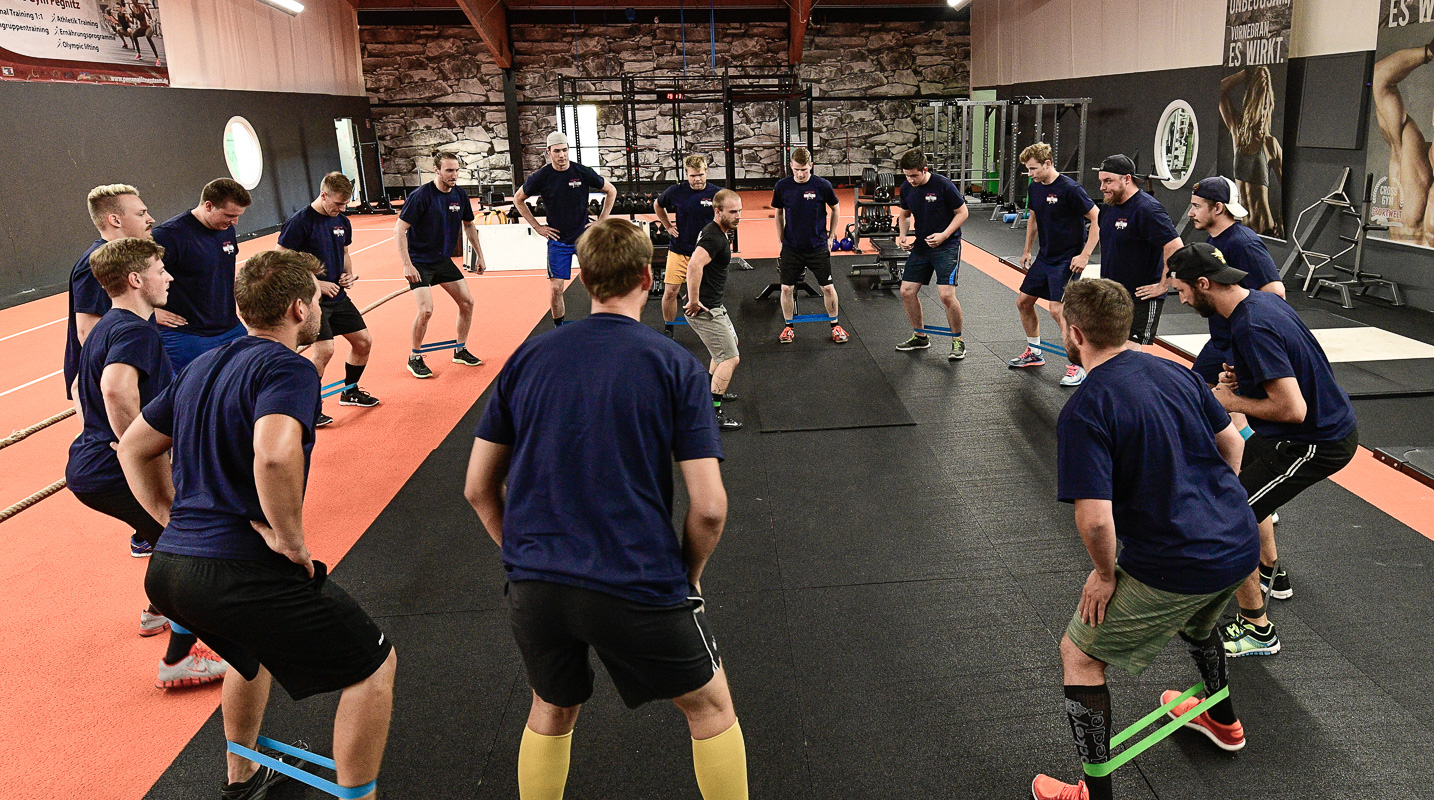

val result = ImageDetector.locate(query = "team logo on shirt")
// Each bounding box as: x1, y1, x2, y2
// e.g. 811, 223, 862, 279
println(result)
222, 242, 236, 255
568, 178, 584, 189
699, 198, 713, 208
1046, 195, 1059, 204
1115, 218, 1128, 230
332, 226, 345, 237
448, 202, 462, 213
803, 190, 817, 200
924, 193, 940, 203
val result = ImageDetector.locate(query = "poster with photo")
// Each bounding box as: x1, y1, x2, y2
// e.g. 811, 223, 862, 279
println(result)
1217, 0, 1292, 240
1367, 1, 1434, 246
0, 0, 167, 86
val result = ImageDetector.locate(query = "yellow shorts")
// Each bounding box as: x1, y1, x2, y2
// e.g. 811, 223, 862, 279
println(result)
665, 251, 691, 286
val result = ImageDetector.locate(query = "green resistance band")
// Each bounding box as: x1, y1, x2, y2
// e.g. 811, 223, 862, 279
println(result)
1082, 682, 1231, 778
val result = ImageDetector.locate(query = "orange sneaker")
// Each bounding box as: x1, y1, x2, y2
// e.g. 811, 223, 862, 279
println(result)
1161, 689, 1246, 751
831, 324, 849, 343
778, 325, 795, 344
1031, 774, 1088, 800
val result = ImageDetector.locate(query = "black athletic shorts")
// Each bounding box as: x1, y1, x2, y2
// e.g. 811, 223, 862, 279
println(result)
144, 552, 392, 700
779, 245, 834, 286
507, 580, 721, 709
408, 259, 464, 288
1240, 427, 1359, 521
1129, 297, 1166, 345
318, 295, 367, 341
72, 485, 164, 548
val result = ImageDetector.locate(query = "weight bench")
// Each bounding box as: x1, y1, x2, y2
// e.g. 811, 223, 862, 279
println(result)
848, 240, 905, 289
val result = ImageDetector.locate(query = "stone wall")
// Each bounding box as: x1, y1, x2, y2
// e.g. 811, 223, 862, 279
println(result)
360, 20, 969, 189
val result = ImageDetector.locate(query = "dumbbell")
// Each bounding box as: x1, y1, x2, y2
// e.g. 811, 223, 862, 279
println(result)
534, 200, 546, 218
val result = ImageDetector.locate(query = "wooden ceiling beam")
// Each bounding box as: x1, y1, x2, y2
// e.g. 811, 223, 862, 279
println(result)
453, 0, 513, 68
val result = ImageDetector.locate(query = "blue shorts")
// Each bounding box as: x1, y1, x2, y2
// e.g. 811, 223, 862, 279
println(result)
1019, 257, 1077, 302
547, 240, 577, 280
160, 322, 247, 375
1192, 340, 1231, 387
901, 241, 962, 286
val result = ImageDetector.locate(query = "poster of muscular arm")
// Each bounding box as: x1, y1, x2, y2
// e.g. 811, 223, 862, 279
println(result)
0, 0, 166, 86
1368, 1, 1434, 247
1218, 0, 1292, 241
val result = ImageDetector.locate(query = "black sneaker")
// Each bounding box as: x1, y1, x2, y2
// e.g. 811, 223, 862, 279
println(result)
315, 413, 334, 428
895, 334, 931, 351
407, 355, 433, 379
722, 390, 738, 401
1259, 563, 1293, 600
452, 347, 483, 366
339, 387, 380, 407
716, 410, 742, 431
219, 741, 306, 800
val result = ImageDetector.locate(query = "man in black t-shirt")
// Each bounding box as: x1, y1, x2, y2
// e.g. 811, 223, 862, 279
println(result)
685, 190, 743, 431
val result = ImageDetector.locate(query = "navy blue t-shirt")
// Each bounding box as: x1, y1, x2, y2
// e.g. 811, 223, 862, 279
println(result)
64, 239, 112, 399
1058, 351, 1259, 595
1227, 290, 1356, 444
658, 182, 722, 257
66, 309, 172, 494
474, 314, 724, 605
1028, 175, 1095, 263
521, 162, 606, 244
1205, 223, 1282, 349
1097, 191, 1180, 293
772, 175, 840, 251
144, 337, 321, 561
897, 172, 965, 251
151, 211, 241, 336
278, 206, 352, 300
400, 182, 474, 264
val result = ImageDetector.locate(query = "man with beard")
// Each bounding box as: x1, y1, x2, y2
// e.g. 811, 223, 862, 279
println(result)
1169, 243, 1357, 660
120, 250, 397, 800
655, 153, 722, 337
1033, 277, 1257, 800
1094, 155, 1183, 351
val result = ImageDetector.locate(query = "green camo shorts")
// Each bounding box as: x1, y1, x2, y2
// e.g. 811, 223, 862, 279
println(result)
1065, 567, 1240, 675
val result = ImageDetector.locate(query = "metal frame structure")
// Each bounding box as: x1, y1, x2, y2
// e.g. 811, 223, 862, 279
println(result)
1002, 96, 1090, 207
918, 99, 1007, 198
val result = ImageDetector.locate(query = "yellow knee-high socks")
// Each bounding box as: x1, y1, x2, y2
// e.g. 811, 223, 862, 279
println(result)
518, 726, 572, 800
691, 719, 748, 800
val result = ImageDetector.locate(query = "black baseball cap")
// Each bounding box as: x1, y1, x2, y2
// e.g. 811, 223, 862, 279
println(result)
1095, 154, 1137, 176
1191, 176, 1249, 218
1168, 242, 1248, 285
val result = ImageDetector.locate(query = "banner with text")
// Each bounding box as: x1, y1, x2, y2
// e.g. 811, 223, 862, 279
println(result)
1217, 0, 1292, 239
0, 0, 167, 86
1367, 1, 1434, 247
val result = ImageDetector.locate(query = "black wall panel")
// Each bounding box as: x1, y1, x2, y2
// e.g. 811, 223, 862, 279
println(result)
0, 82, 372, 307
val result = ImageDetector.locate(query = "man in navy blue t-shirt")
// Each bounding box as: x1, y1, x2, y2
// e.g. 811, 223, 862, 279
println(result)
1010, 142, 1100, 386
280, 171, 379, 425
120, 249, 396, 800
1032, 277, 1257, 800
655, 152, 722, 336
772, 147, 846, 344
515, 131, 618, 326
894, 148, 971, 360
66, 237, 230, 691
466, 219, 747, 800
1169, 243, 1357, 661
1094, 155, 1183, 351
396, 151, 486, 378
151, 178, 253, 374
65, 184, 155, 405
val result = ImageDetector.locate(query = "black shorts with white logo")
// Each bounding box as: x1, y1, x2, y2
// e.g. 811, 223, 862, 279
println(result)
318, 295, 367, 341
1240, 427, 1359, 521
779, 245, 834, 286
144, 552, 392, 700
1129, 297, 1166, 345
507, 580, 721, 709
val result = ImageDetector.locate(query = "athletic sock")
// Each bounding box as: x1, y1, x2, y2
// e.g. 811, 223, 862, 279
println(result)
410, 349, 422, 357
517, 726, 572, 800
1181, 630, 1237, 725
344, 362, 365, 388
784, 319, 793, 326
454, 341, 465, 352
829, 320, 839, 327
164, 630, 198, 665
552, 316, 564, 328
1062, 684, 1113, 800
692, 719, 748, 800
1028, 336, 1041, 349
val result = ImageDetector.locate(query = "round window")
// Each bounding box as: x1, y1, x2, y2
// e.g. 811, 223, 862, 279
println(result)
223, 116, 263, 190
1153, 100, 1198, 190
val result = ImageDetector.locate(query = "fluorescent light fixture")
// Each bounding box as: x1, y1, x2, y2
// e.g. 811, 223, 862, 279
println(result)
947, 0, 972, 8
257, 0, 304, 15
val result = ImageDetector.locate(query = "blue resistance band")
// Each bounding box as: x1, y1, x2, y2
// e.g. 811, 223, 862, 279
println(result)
787, 314, 837, 324
413, 339, 460, 354
669, 316, 690, 326
228, 737, 376, 799
319, 380, 357, 400
1031, 340, 1068, 357
917, 325, 961, 338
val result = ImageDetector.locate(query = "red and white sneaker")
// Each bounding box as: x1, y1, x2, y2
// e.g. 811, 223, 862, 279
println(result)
831, 324, 849, 344
1031, 774, 1088, 800
156, 643, 229, 689
1161, 689, 1246, 751
1060, 364, 1087, 387
779, 325, 795, 344
139, 609, 169, 637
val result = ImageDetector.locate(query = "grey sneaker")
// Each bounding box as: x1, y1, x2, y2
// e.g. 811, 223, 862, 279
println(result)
407, 355, 434, 379
948, 338, 967, 361
896, 334, 931, 351
1060, 364, 1086, 386
1007, 346, 1045, 368
157, 644, 229, 689
452, 347, 483, 366
139, 609, 169, 637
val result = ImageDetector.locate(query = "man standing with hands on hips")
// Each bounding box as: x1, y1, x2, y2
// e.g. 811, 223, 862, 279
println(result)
515, 131, 618, 327
1093, 155, 1183, 351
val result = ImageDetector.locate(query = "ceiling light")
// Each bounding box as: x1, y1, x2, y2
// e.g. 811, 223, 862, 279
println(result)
257, 0, 304, 16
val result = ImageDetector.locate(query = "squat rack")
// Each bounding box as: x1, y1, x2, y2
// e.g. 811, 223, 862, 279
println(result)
1003, 96, 1091, 206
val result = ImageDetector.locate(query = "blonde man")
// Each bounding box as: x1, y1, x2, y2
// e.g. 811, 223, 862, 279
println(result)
773, 147, 845, 344
655, 154, 723, 336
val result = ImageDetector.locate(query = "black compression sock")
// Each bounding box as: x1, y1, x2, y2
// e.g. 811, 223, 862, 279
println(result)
711, 392, 723, 410
164, 630, 198, 665
1063, 684, 1113, 800
344, 362, 365, 388
1182, 631, 1237, 725
553, 316, 564, 328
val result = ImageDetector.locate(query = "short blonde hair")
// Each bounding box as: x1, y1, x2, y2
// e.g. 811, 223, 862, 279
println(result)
1020, 142, 1054, 164
684, 153, 708, 171
87, 184, 139, 231
90, 238, 164, 297
576, 219, 652, 301
321, 171, 354, 198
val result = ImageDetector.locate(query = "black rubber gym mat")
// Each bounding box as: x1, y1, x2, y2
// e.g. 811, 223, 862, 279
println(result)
744, 343, 915, 433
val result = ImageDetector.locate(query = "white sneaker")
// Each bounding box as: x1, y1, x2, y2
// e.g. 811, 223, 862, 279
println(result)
156, 644, 229, 689
1060, 364, 1086, 387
